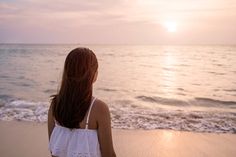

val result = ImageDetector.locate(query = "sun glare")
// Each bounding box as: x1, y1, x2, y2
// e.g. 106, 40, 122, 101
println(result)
163, 21, 177, 32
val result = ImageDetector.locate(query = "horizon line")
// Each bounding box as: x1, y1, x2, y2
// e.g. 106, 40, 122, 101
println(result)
0, 43, 236, 46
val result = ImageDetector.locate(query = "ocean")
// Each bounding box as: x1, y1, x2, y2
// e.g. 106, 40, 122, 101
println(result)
0, 44, 236, 133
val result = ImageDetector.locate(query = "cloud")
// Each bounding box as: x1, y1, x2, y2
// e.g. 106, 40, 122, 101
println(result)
0, 0, 236, 44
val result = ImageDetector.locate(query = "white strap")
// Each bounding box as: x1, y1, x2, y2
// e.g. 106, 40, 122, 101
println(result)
85, 97, 96, 129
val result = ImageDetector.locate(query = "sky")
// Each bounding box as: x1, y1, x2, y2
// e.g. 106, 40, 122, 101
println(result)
0, 0, 236, 44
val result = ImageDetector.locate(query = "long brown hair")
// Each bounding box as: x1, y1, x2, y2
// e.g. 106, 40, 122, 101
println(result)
51, 47, 98, 129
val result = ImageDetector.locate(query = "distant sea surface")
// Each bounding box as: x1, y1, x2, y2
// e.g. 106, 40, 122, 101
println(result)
0, 44, 236, 133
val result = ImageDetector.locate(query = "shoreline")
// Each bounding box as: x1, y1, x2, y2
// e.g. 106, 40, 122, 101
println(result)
1, 99, 236, 133
1, 121, 236, 157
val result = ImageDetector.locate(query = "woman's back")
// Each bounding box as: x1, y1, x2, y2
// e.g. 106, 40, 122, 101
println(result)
49, 97, 101, 157
48, 48, 116, 157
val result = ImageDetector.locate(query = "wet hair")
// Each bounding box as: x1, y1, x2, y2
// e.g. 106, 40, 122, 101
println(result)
51, 47, 98, 129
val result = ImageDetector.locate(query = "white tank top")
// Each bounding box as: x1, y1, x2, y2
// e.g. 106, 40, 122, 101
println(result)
49, 97, 101, 157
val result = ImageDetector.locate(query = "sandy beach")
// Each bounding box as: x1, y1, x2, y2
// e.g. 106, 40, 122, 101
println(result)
0, 121, 236, 157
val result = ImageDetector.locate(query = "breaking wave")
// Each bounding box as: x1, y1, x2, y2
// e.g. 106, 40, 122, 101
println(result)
0, 98, 236, 133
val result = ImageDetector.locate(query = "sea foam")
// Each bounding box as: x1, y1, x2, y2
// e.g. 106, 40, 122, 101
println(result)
0, 99, 236, 134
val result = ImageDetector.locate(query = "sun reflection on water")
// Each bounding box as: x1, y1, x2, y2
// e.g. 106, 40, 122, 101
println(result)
159, 48, 177, 97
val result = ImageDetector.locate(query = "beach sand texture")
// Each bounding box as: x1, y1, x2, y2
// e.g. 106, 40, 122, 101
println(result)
1, 121, 236, 157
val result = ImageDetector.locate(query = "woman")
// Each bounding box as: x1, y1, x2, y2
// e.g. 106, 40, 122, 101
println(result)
48, 47, 116, 157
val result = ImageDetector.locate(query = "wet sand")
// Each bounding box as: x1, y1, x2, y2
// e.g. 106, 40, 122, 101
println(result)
0, 121, 236, 157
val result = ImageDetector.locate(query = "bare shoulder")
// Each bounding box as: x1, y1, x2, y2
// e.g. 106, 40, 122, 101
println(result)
93, 98, 110, 117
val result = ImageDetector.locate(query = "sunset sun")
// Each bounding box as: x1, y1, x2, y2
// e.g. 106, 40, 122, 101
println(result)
163, 21, 177, 32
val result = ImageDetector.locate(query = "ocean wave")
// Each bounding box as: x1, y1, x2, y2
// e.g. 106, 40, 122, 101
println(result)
110, 104, 236, 133
97, 88, 118, 92
194, 97, 236, 106
136, 95, 236, 107
0, 99, 236, 133
136, 96, 189, 106
0, 100, 48, 122
224, 89, 236, 92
